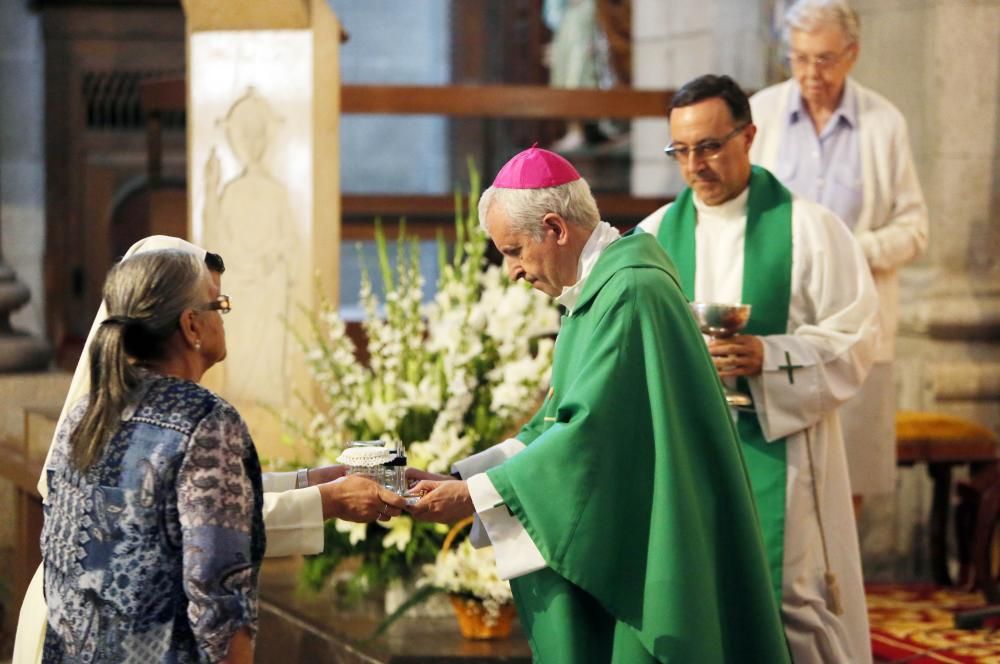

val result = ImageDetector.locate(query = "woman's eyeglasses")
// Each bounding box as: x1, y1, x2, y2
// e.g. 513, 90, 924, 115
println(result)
197, 294, 231, 315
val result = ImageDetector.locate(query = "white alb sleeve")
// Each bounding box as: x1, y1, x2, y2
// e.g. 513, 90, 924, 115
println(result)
452, 438, 527, 549
466, 473, 546, 580
262, 486, 325, 557
262, 470, 297, 493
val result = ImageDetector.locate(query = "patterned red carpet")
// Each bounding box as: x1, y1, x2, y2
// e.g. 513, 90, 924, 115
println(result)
868, 584, 1000, 663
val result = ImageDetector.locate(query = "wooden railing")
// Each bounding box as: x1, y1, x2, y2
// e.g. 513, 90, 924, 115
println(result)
142, 78, 672, 121
140, 78, 675, 232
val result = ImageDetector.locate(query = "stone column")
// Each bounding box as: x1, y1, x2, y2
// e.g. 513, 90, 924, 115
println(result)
0, 186, 50, 373
181, 0, 341, 461
851, 0, 1000, 429
0, 0, 49, 372
842, 0, 1000, 582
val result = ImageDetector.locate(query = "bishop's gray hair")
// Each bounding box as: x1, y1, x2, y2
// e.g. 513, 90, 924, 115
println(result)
784, 0, 861, 46
69, 249, 209, 471
477, 178, 601, 242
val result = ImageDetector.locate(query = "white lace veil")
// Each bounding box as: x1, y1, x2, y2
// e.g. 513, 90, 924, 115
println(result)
37, 235, 207, 498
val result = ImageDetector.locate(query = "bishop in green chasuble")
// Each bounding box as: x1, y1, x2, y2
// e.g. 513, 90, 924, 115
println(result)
408, 146, 790, 664
487, 231, 789, 663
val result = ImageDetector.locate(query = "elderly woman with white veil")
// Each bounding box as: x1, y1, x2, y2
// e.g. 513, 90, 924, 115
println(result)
14, 236, 406, 663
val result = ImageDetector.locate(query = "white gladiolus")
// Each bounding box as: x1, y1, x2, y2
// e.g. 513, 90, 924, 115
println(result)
335, 519, 369, 546
376, 516, 413, 552
289, 192, 560, 599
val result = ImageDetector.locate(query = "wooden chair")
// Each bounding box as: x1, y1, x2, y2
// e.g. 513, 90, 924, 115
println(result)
896, 411, 999, 603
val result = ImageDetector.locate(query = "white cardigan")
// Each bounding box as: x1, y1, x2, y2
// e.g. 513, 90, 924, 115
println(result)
750, 78, 928, 362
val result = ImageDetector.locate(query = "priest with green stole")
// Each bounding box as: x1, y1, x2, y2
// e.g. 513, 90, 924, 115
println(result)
637, 75, 880, 664
407, 146, 790, 663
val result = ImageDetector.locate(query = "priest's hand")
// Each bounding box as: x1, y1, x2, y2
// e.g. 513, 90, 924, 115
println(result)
708, 334, 764, 378
318, 475, 407, 523
405, 480, 475, 524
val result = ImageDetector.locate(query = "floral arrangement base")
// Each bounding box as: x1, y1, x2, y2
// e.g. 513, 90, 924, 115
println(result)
449, 595, 516, 640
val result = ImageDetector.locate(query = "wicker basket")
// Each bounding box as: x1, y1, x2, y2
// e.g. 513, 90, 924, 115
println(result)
442, 516, 516, 640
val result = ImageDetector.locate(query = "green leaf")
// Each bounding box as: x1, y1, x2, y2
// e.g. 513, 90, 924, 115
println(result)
364, 584, 444, 642
436, 227, 448, 273
374, 218, 393, 292
453, 188, 465, 265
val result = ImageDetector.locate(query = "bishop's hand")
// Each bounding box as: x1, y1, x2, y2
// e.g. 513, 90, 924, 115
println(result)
405, 468, 454, 485
405, 480, 475, 524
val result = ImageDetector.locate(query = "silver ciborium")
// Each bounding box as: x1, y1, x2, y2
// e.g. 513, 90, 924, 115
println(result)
689, 302, 753, 408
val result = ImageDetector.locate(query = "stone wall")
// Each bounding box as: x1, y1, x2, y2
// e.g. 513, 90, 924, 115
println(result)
852, 0, 1000, 426
852, 0, 1000, 581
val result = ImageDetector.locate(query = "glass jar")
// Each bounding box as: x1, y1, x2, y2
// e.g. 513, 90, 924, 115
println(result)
346, 464, 387, 486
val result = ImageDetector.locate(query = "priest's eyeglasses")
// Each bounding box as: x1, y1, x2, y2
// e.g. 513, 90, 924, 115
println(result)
197, 294, 231, 315
663, 125, 747, 162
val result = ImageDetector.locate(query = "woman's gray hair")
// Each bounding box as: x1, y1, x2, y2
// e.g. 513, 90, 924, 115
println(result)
69, 249, 209, 471
477, 178, 601, 241
784, 0, 860, 45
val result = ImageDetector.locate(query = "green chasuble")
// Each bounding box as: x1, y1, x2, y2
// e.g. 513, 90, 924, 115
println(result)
486, 232, 788, 664
655, 166, 794, 606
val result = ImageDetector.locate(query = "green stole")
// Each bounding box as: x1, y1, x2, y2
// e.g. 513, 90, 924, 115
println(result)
656, 166, 793, 604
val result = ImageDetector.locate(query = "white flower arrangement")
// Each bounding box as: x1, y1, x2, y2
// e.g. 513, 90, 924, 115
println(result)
419, 539, 514, 626
291, 169, 560, 597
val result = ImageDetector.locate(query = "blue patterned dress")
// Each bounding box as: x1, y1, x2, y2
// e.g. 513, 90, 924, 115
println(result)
41, 372, 265, 663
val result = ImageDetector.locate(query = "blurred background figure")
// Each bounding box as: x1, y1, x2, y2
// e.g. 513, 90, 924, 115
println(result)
749, 0, 928, 513
544, 0, 632, 151
545, 0, 599, 152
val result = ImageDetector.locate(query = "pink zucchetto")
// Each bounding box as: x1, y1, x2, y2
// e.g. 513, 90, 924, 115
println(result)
491, 143, 581, 189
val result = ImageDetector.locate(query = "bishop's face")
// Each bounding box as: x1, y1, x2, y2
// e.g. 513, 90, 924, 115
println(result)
485, 203, 576, 298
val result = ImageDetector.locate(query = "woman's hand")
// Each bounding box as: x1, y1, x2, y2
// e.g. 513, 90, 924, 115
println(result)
318, 475, 407, 522
306, 464, 347, 486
